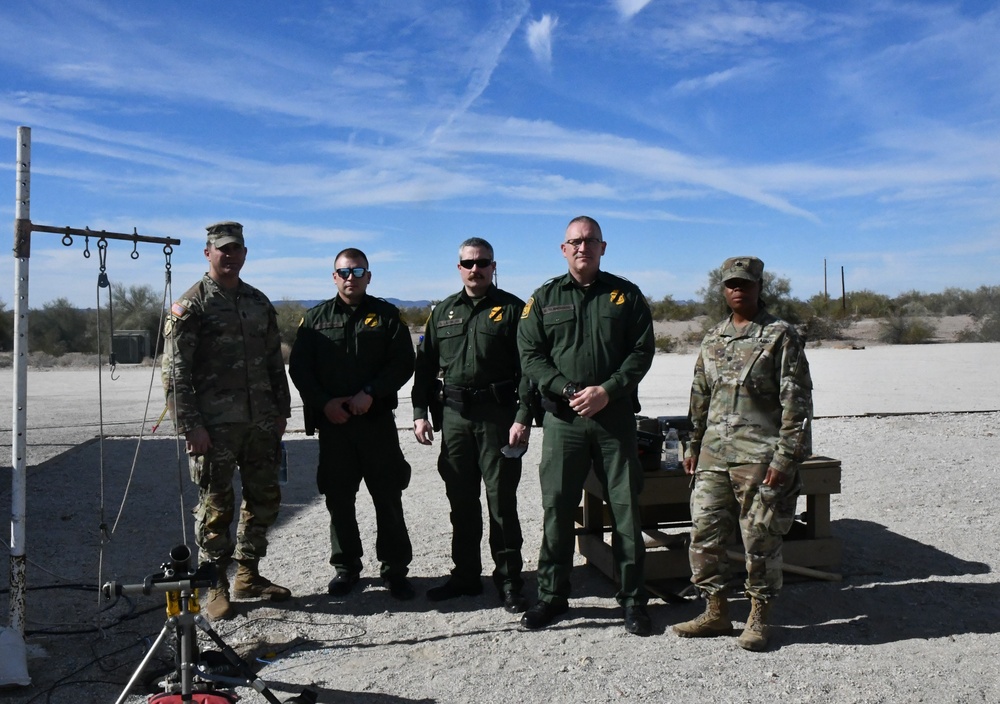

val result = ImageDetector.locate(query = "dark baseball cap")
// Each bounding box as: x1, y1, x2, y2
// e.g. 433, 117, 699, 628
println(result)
720, 256, 764, 283
205, 221, 245, 248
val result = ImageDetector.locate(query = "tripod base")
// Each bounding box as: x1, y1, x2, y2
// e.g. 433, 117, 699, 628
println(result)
149, 693, 238, 704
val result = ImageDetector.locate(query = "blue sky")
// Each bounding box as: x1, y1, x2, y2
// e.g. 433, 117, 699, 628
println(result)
1, 0, 998, 309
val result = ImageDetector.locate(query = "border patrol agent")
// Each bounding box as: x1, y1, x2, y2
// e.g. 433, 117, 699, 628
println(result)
517, 216, 655, 636
162, 221, 292, 621
288, 247, 417, 601
412, 237, 533, 614
673, 256, 813, 651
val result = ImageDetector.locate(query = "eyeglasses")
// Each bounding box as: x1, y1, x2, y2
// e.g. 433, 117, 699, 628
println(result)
459, 258, 494, 269
335, 266, 368, 279
564, 237, 603, 249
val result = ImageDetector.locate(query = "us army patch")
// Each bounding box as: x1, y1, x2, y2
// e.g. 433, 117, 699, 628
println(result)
489, 306, 503, 322
170, 300, 191, 320
521, 297, 533, 319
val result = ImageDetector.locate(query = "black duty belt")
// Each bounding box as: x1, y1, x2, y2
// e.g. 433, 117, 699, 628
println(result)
443, 380, 517, 406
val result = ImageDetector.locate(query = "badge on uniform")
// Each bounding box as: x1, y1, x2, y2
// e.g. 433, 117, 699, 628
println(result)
489, 306, 503, 322
364, 313, 379, 328
521, 297, 534, 319
610, 290, 625, 305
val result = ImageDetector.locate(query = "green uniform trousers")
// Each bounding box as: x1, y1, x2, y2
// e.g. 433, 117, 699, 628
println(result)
438, 403, 524, 593
688, 453, 801, 601
536, 400, 646, 607
189, 420, 282, 565
317, 410, 413, 580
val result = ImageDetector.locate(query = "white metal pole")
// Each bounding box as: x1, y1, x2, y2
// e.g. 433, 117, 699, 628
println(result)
2, 125, 32, 686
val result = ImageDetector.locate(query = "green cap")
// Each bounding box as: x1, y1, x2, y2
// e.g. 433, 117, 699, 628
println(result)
721, 256, 764, 283
205, 221, 245, 248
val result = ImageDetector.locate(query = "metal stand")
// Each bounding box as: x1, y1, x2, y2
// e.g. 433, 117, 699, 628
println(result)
103, 546, 284, 704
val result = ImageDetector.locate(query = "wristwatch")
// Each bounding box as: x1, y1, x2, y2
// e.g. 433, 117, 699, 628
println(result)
562, 382, 579, 399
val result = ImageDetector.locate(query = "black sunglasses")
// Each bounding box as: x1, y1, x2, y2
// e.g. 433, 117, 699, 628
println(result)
459, 258, 494, 269
335, 266, 368, 279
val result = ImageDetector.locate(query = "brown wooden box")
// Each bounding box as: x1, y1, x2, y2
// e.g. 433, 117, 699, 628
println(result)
576, 456, 842, 583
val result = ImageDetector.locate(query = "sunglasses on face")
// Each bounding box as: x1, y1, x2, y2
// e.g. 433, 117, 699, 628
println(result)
335, 266, 368, 279
564, 237, 602, 249
459, 258, 494, 269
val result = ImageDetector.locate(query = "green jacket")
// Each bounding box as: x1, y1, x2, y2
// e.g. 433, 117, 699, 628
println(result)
687, 308, 813, 475
412, 285, 531, 425
517, 270, 654, 408
161, 275, 291, 432
288, 293, 414, 417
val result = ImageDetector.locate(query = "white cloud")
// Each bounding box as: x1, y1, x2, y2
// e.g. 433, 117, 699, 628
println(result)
526, 14, 559, 67
615, 0, 654, 21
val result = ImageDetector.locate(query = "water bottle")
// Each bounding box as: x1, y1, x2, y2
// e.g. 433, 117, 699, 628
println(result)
278, 442, 288, 485
663, 428, 680, 471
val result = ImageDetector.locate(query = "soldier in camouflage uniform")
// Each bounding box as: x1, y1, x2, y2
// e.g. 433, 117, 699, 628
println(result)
288, 248, 417, 601
517, 216, 655, 636
162, 221, 292, 621
412, 237, 532, 614
673, 256, 813, 651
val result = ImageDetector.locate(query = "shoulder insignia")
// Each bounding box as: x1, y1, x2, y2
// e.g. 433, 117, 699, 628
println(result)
610, 289, 625, 305
489, 306, 503, 322
297, 317, 304, 327
521, 297, 534, 319
170, 301, 189, 319
364, 313, 379, 328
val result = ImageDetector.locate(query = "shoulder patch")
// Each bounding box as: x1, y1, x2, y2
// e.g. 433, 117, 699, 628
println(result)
489, 306, 503, 322
610, 289, 626, 305
521, 297, 534, 319
364, 313, 380, 328
170, 300, 191, 320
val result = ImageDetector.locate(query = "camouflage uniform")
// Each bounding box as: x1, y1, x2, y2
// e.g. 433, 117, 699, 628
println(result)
411, 285, 532, 594
162, 274, 291, 566
288, 293, 415, 580
517, 271, 654, 608
686, 308, 813, 600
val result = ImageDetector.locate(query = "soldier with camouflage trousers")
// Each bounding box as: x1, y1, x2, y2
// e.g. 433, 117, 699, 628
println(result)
673, 256, 813, 651
162, 221, 292, 620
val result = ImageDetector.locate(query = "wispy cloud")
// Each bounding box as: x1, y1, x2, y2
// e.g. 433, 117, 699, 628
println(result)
526, 14, 559, 68
615, 0, 654, 21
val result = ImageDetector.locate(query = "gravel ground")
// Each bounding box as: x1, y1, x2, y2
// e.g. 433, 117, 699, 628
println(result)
1, 343, 998, 703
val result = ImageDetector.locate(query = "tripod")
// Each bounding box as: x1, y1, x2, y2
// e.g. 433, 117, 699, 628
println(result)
104, 545, 307, 704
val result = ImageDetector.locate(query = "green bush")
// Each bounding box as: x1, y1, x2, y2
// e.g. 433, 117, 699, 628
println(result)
878, 316, 937, 345
654, 335, 678, 353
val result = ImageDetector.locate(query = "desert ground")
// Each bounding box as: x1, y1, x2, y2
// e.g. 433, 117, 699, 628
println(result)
1, 331, 998, 703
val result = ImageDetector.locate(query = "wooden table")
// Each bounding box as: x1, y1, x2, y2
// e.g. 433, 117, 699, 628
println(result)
576, 456, 842, 583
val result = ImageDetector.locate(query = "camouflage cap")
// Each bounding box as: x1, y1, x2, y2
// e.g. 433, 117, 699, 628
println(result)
720, 256, 764, 283
205, 221, 245, 248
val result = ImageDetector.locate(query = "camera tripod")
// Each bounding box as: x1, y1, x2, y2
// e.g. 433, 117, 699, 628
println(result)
103, 545, 314, 704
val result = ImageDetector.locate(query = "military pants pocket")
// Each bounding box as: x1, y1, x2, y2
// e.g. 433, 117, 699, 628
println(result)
755, 470, 801, 537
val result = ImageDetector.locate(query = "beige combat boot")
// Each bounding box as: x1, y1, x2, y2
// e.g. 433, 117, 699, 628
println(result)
204, 568, 234, 621
232, 559, 291, 602
737, 597, 772, 651
672, 591, 733, 638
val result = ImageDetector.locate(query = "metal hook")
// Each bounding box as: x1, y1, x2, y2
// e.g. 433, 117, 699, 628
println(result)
97, 237, 110, 288
61, 228, 73, 247
130, 228, 140, 259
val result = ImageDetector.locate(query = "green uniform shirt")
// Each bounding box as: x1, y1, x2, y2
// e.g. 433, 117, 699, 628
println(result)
412, 285, 531, 425
517, 270, 654, 405
288, 293, 414, 413
161, 274, 291, 432
687, 308, 813, 475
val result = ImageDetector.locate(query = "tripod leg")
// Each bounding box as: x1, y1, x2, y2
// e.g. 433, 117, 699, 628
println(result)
193, 614, 283, 704
114, 619, 175, 704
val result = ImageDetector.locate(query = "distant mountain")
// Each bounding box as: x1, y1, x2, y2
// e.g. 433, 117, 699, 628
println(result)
277, 298, 431, 309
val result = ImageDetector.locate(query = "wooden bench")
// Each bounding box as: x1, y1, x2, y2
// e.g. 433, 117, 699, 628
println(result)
576, 456, 842, 584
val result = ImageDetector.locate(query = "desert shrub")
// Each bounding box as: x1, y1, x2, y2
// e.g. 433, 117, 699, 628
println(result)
801, 315, 848, 342
400, 305, 433, 329
654, 335, 678, 353
957, 313, 1000, 342
878, 316, 937, 345
649, 295, 703, 321
846, 289, 892, 317
274, 300, 306, 347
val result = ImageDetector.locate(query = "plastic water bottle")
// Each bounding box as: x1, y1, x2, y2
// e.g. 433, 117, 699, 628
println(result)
663, 428, 680, 471
278, 442, 288, 485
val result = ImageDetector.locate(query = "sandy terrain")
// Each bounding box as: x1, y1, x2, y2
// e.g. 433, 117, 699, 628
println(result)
1, 336, 999, 703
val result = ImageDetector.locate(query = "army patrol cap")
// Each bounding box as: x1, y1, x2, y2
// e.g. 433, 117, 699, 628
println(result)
205, 221, 245, 248
720, 256, 764, 283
